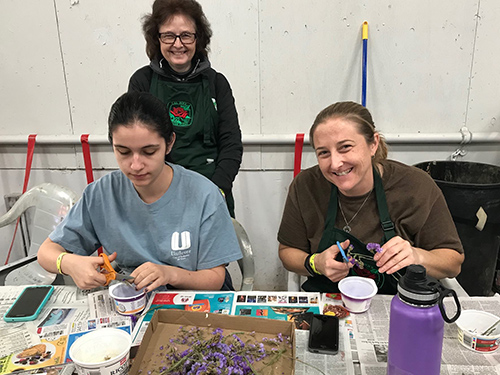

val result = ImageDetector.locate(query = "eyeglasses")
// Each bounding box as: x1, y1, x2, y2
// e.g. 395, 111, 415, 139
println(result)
158, 32, 196, 45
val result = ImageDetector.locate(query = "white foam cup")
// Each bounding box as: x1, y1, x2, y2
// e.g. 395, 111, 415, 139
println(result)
338, 276, 378, 313
69, 328, 132, 375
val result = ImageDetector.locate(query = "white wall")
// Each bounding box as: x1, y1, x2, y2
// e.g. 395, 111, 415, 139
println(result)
1, 0, 499, 290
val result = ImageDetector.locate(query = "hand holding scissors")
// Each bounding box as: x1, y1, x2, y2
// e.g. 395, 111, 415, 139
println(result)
99, 253, 135, 286
312, 240, 352, 282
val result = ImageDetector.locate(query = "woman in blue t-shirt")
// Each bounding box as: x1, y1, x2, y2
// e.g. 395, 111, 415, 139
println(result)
38, 92, 241, 292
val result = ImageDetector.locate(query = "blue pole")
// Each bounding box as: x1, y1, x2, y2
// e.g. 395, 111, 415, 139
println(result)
362, 21, 368, 107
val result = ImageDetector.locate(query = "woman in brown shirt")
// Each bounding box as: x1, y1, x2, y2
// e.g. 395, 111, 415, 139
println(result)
278, 101, 464, 293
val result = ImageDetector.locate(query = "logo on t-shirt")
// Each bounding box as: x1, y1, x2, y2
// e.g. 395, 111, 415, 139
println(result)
171, 231, 191, 251
168, 101, 193, 127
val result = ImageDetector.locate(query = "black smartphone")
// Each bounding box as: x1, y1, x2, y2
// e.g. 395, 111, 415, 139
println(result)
308, 314, 339, 355
3, 285, 54, 322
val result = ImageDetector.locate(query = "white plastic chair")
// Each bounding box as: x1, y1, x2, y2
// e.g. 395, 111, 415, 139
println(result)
0, 183, 78, 285
232, 218, 255, 291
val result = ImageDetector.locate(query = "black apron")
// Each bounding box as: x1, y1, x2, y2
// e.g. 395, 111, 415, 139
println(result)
150, 72, 218, 179
150, 72, 236, 217
302, 168, 404, 294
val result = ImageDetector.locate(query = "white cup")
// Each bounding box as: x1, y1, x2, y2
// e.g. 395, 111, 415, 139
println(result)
338, 276, 378, 313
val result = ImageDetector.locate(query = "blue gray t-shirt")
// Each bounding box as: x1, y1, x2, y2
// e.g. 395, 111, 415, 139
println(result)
50, 163, 242, 279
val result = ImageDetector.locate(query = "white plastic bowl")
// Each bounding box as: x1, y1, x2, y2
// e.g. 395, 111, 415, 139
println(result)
455, 310, 500, 353
338, 276, 378, 313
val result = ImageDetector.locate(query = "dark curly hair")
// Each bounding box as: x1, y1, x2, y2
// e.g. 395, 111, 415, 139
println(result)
309, 101, 388, 165
142, 0, 212, 60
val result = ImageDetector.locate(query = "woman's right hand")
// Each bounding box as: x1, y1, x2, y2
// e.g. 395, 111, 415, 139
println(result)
62, 253, 116, 290
314, 240, 352, 282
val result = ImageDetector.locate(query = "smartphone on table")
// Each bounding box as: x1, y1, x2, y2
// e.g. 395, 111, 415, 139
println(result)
308, 314, 339, 355
3, 285, 54, 322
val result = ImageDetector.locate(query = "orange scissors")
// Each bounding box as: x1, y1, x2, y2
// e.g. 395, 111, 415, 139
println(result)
99, 253, 134, 286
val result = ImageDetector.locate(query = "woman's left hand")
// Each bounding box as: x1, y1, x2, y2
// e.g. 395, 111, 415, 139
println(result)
373, 236, 420, 274
130, 262, 174, 293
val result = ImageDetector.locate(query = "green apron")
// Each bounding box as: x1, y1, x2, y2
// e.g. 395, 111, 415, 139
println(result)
150, 72, 218, 180
302, 168, 403, 294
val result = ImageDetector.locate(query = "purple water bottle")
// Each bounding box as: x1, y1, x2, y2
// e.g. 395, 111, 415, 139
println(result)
387, 265, 461, 375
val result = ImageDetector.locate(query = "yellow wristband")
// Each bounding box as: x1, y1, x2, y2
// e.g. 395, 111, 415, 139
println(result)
56, 252, 68, 275
309, 254, 321, 275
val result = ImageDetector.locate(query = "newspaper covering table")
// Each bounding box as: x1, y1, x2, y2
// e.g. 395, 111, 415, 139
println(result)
0, 286, 131, 375
1, 285, 499, 375
294, 318, 356, 375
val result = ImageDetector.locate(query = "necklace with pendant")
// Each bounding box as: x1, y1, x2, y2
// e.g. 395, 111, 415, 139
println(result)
338, 189, 373, 233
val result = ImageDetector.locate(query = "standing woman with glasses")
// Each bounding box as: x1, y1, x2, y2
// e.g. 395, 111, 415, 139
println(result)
129, 0, 242, 217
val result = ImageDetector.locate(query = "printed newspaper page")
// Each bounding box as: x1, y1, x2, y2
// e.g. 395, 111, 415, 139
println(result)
0, 285, 89, 359
0, 286, 130, 374
440, 296, 500, 374
87, 288, 120, 318
0, 285, 90, 374
232, 291, 322, 322
0, 286, 40, 358
294, 325, 355, 375
350, 295, 392, 375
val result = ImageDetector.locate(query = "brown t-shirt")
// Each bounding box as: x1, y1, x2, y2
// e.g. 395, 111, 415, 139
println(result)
278, 159, 463, 255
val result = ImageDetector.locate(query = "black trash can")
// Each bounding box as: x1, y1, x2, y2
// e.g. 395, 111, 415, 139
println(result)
414, 161, 500, 296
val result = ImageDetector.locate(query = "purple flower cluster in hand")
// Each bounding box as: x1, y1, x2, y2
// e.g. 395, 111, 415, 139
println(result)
366, 243, 382, 254
346, 244, 364, 269
143, 325, 291, 375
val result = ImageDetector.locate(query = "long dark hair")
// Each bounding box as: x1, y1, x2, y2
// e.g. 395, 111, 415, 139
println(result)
108, 92, 174, 146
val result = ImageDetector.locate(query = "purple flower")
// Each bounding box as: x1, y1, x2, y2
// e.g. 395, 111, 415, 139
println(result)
212, 327, 224, 335
232, 334, 245, 347
348, 255, 363, 269
156, 326, 289, 375
366, 242, 382, 253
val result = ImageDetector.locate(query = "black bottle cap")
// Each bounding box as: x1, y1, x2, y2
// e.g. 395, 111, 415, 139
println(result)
397, 264, 440, 305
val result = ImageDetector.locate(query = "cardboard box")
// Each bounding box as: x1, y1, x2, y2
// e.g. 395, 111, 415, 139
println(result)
129, 309, 296, 375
